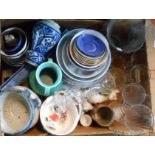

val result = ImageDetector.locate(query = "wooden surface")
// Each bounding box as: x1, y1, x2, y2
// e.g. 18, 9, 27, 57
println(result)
23, 125, 113, 136
145, 20, 155, 132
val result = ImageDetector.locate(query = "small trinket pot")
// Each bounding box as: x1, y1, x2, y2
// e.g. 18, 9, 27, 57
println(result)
80, 114, 92, 127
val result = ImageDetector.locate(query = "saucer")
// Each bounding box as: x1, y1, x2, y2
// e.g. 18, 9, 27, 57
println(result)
76, 34, 106, 58
70, 40, 108, 69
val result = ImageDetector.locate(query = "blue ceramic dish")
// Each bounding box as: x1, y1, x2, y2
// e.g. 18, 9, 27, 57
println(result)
76, 34, 106, 58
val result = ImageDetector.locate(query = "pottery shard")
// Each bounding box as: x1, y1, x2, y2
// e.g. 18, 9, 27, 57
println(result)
83, 100, 93, 112
108, 89, 119, 101
80, 114, 92, 127
88, 94, 108, 104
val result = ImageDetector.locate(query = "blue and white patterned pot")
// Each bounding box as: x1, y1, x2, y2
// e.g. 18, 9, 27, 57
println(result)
25, 20, 61, 66
0, 86, 41, 135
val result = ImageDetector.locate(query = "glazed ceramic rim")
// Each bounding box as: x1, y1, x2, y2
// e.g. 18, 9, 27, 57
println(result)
40, 95, 80, 135
2, 44, 29, 67
69, 30, 108, 69
1, 27, 28, 57
70, 41, 108, 69
64, 44, 105, 79
36, 59, 63, 88
73, 41, 106, 63
37, 20, 61, 34
63, 39, 110, 80
2, 30, 23, 53
56, 29, 111, 83
70, 29, 106, 59
107, 19, 145, 53
9, 86, 41, 135
0, 88, 34, 135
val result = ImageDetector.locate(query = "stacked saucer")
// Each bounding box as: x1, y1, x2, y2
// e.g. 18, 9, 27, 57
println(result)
56, 29, 111, 88
69, 30, 107, 69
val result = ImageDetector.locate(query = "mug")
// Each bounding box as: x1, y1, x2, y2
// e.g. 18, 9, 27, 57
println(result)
29, 58, 63, 96
0, 86, 41, 135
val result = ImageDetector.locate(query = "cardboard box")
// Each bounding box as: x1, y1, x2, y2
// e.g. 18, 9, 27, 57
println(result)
1, 19, 154, 136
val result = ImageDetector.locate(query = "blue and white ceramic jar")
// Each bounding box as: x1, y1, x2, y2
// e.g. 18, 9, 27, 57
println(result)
25, 20, 61, 66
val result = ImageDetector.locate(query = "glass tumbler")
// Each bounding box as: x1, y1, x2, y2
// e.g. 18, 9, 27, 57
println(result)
124, 104, 154, 132
100, 72, 116, 89
107, 19, 145, 54
109, 67, 126, 89
122, 83, 146, 106
130, 64, 150, 85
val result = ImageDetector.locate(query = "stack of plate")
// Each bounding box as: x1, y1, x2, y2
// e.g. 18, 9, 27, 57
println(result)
56, 29, 111, 88
69, 30, 107, 69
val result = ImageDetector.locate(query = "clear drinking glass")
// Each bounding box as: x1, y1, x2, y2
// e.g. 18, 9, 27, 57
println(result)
130, 64, 150, 86
100, 72, 116, 89
107, 19, 145, 54
122, 83, 146, 106
124, 104, 154, 133
53, 92, 68, 123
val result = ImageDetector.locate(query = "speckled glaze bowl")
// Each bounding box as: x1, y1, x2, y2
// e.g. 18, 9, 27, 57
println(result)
40, 91, 82, 135
0, 86, 41, 135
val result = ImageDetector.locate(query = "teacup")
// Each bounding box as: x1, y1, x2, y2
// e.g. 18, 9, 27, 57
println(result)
29, 58, 63, 96
0, 86, 41, 135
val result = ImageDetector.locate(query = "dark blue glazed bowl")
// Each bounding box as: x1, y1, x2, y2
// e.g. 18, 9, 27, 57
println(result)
76, 34, 106, 58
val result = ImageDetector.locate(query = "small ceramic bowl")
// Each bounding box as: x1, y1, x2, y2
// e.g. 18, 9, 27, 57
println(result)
0, 86, 41, 135
40, 91, 82, 135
